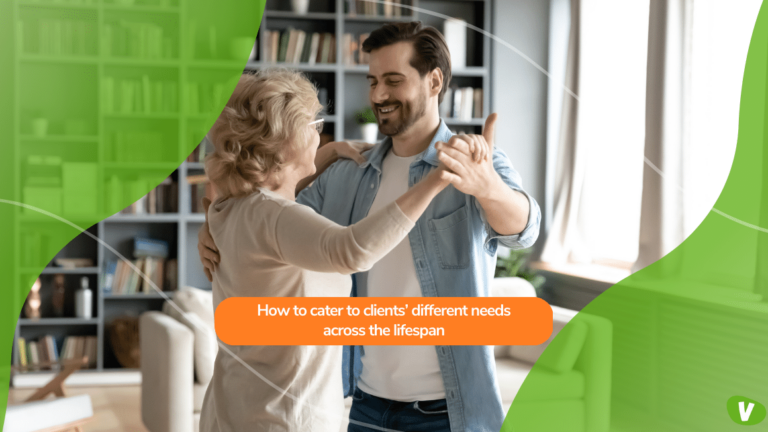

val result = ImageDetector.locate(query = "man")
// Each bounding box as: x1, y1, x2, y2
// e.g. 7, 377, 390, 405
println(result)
198, 21, 540, 432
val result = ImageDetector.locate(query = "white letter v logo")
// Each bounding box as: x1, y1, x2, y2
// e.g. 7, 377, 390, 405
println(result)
740, 402, 755, 421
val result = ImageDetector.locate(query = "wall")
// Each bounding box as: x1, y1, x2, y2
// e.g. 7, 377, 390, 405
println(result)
491, 0, 551, 251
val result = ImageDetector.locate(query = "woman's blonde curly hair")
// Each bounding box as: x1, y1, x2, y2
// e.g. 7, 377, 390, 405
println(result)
205, 69, 323, 198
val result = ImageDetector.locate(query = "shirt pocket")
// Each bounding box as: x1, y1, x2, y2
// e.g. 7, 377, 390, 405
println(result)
428, 205, 471, 269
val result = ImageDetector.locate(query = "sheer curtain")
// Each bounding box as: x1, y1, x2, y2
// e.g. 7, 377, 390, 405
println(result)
632, 0, 689, 274
541, 0, 649, 267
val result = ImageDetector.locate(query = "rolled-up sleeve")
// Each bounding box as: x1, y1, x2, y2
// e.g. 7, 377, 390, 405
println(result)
473, 147, 542, 254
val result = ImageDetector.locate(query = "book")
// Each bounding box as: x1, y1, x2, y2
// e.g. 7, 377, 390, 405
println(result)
315, 33, 325, 64
452, 86, 462, 119
300, 31, 313, 63
358, 34, 370, 64
271, 31, 279, 62
285, 29, 298, 64
134, 237, 169, 259
320, 33, 332, 64
308, 33, 320, 65
85, 336, 97, 368
473, 88, 483, 118
328, 34, 336, 63
461, 87, 474, 120
277, 29, 290, 62
292, 31, 306, 64
17, 337, 27, 367
28, 341, 39, 369
164, 259, 178, 291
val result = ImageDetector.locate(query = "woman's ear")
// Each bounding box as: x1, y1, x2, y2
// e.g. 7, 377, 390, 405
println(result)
429, 68, 444, 98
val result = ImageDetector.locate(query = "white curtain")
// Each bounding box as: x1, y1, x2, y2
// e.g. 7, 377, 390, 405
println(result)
632, 0, 691, 273
540, 0, 593, 265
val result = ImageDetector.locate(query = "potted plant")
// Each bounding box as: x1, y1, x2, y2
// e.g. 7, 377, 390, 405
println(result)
355, 107, 379, 143
495, 248, 546, 296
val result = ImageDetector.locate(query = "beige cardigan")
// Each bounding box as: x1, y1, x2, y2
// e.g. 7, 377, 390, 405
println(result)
199, 187, 414, 432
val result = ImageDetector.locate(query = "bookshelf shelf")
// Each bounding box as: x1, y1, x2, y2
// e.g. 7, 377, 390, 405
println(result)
17, 2, 98, 10
19, 318, 99, 326
19, 54, 99, 65
102, 4, 180, 14
451, 67, 489, 77
103, 58, 180, 67
102, 162, 180, 170
265, 11, 336, 21
343, 14, 415, 22
103, 293, 168, 300
186, 60, 246, 69
103, 214, 181, 223
186, 162, 205, 170
444, 119, 485, 126
19, 134, 99, 142
102, 112, 180, 120
185, 214, 206, 222
20, 267, 101, 275
245, 61, 337, 73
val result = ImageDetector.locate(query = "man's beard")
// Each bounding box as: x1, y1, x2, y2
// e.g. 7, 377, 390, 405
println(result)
374, 90, 428, 137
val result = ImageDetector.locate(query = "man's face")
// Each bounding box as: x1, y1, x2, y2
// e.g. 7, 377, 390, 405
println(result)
367, 41, 430, 137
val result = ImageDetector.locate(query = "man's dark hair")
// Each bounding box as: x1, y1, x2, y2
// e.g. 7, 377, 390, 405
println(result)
362, 21, 452, 105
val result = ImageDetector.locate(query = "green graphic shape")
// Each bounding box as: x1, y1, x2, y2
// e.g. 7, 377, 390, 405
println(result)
504, 2, 768, 431
727, 396, 766, 425
0, 0, 264, 426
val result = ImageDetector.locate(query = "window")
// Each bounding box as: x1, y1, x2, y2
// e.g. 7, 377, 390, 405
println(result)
561, 0, 762, 270
577, 0, 650, 264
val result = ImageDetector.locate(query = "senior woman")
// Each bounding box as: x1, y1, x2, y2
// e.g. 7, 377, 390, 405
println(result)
198, 69, 454, 432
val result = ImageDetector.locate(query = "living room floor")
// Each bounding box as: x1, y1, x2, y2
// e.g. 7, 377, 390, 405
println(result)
7, 385, 148, 432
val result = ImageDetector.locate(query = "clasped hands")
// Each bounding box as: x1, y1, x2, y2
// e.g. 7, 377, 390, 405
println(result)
434, 113, 499, 200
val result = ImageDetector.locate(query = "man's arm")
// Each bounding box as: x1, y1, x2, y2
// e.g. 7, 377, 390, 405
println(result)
436, 113, 540, 249
295, 141, 374, 194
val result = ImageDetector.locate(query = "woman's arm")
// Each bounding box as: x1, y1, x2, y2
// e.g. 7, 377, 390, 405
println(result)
276, 167, 450, 275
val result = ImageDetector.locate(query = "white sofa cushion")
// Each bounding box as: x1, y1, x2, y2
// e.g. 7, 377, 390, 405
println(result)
4, 395, 93, 432
174, 286, 215, 330
163, 287, 218, 384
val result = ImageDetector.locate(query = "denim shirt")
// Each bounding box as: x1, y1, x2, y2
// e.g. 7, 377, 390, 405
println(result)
297, 119, 541, 432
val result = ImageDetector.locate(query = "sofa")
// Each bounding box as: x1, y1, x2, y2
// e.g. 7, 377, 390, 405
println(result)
140, 281, 611, 432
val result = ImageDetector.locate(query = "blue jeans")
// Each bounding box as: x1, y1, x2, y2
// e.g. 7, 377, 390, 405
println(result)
347, 388, 451, 432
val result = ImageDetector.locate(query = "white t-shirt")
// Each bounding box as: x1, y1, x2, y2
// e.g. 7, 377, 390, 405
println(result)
356, 149, 446, 402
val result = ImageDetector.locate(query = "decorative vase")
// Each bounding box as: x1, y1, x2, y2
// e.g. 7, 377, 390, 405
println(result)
360, 122, 379, 143
291, 0, 309, 14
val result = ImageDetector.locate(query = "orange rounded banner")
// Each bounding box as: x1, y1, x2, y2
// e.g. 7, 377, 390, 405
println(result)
215, 297, 552, 346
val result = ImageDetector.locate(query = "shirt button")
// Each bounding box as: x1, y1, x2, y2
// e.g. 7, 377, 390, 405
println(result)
370, 184, 374, 189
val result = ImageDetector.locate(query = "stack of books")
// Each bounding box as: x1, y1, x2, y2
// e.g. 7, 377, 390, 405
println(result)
106, 175, 178, 215
103, 238, 176, 294
341, 33, 372, 65
15, 335, 97, 370
17, 18, 98, 57
106, 131, 167, 163
101, 75, 179, 115
440, 87, 483, 120
261, 29, 336, 64
102, 21, 175, 59
345, 0, 411, 17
